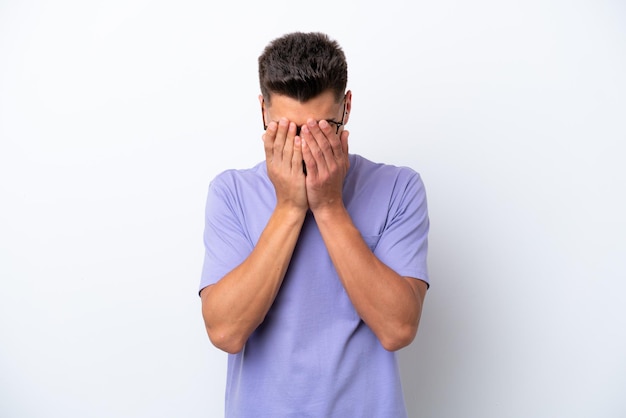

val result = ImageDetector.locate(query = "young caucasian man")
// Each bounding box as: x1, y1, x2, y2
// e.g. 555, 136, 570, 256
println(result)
199, 31, 430, 418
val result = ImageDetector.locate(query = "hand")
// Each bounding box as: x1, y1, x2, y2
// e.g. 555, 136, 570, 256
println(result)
300, 119, 350, 213
263, 118, 308, 211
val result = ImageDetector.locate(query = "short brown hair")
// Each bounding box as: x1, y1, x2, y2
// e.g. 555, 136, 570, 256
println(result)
258, 32, 348, 104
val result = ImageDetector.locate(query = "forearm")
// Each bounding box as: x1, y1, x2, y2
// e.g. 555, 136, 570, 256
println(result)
201, 205, 306, 353
314, 205, 426, 351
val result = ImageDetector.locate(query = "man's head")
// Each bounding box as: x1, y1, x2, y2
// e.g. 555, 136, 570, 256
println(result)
258, 32, 351, 135
258, 32, 348, 104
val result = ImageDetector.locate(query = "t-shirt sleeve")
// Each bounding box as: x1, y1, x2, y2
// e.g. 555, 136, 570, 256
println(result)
373, 170, 430, 286
199, 175, 254, 294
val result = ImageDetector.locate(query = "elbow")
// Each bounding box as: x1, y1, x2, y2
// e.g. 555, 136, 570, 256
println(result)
207, 327, 246, 354
379, 323, 418, 352
200, 286, 247, 354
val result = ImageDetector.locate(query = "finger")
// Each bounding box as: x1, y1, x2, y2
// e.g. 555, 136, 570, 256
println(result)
263, 121, 278, 162
273, 118, 290, 161
292, 135, 304, 175
282, 121, 297, 163
301, 125, 326, 177
318, 119, 344, 161
301, 121, 330, 173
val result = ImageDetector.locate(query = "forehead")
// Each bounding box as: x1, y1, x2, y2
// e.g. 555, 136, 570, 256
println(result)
266, 90, 340, 123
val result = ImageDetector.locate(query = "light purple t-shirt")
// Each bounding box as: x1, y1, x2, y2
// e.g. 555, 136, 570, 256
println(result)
200, 153, 429, 418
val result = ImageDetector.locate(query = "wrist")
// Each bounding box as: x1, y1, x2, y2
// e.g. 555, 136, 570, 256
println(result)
310, 201, 347, 223
274, 202, 308, 223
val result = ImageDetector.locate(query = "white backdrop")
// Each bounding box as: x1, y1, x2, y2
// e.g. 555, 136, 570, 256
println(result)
1, 1, 625, 417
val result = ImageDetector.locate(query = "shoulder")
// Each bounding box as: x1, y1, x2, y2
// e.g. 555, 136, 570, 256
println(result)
348, 154, 424, 190
209, 161, 268, 192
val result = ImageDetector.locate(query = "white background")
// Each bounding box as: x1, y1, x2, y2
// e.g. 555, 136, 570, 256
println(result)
1, 1, 625, 417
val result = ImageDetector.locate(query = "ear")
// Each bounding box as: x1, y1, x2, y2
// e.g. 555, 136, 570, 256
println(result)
259, 95, 267, 130
343, 90, 352, 125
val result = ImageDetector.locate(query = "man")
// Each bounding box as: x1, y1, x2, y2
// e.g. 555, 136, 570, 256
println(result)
199, 32, 430, 417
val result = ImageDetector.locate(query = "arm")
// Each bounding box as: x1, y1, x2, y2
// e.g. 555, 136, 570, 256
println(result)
201, 119, 308, 354
301, 119, 428, 351
313, 206, 427, 351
